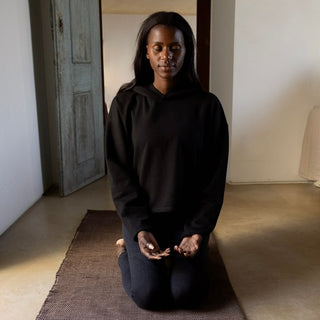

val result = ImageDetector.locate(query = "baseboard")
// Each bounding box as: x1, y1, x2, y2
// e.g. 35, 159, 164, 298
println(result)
226, 180, 312, 185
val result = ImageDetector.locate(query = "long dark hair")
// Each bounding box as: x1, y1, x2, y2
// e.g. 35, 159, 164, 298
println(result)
119, 11, 201, 92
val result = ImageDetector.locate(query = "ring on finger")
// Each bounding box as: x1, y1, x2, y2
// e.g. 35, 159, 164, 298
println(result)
146, 242, 154, 250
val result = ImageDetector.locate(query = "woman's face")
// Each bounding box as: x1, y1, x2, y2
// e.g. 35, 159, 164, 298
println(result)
146, 25, 186, 83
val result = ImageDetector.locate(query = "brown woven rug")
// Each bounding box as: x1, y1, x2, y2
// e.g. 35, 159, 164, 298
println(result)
36, 210, 245, 320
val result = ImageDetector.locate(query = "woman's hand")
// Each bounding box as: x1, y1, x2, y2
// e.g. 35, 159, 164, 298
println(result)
137, 231, 170, 260
174, 234, 203, 258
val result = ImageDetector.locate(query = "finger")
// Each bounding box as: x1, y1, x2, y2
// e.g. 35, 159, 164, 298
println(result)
174, 245, 184, 256
148, 254, 163, 260
140, 247, 162, 260
180, 251, 193, 259
140, 245, 167, 260
146, 242, 154, 250
151, 252, 167, 258
139, 237, 151, 248
155, 248, 170, 257
139, 238, 156, 253
151, 247, 170, 256
176, 242, 190, 253
138, 241, 152, 256
185, 253, 195, 258
175, 245, 197, 258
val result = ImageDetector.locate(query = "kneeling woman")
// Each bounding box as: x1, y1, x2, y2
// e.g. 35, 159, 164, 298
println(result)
106, 11, 229, 310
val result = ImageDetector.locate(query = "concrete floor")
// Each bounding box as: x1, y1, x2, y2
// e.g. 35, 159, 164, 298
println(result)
0, 176, 319, 319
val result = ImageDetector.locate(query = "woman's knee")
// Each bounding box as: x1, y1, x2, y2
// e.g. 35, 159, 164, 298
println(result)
171, 280, 197, 308
171, 272, 209, 308
131, 281, 171, 310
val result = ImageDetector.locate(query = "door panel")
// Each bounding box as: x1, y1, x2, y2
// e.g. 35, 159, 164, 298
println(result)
52, 0, 105, 195
73, 92, 95, 164
70, 0, 91, 62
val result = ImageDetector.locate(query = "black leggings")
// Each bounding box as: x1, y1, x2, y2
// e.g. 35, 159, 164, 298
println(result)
118, 221, 209, 310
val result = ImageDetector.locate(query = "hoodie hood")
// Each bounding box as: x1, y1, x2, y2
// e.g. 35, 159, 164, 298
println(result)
133, 82, 202, 99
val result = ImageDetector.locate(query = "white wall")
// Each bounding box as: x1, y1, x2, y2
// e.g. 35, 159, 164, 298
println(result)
210, 0, 235, 166
102, 14, 196, 110
0, 0, 43, 235
211, 0, 320, 183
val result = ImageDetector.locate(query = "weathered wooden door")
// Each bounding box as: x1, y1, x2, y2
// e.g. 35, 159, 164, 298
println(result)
51, 0, 105, 195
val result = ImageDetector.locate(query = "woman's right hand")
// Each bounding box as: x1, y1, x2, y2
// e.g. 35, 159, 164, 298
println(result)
137, 231, 170, 260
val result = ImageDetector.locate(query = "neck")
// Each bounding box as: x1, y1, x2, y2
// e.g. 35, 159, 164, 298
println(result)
153, 78, 178, 95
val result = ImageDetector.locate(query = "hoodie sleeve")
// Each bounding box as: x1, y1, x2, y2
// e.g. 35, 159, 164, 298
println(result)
182, 96, 229, 238
106, 96, 151, 240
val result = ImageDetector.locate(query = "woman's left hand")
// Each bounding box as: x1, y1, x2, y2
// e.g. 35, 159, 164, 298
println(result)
174, 234, 203, 258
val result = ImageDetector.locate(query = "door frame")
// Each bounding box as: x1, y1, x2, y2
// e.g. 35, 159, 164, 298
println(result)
197, 0, 211, 91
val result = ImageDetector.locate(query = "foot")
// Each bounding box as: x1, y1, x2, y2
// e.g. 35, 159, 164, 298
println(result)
115, 238, 126, 257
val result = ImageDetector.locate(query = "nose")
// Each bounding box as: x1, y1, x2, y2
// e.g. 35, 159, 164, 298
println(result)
161, 47, 173, 61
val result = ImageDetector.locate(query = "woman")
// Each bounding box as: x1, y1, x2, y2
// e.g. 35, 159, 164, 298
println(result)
106, 11, 229, 310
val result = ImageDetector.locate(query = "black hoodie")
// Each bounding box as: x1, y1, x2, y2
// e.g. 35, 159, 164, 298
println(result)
106, 84, 229, 240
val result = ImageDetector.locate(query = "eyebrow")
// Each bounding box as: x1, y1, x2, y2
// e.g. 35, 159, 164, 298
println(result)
150, 41, 182, 45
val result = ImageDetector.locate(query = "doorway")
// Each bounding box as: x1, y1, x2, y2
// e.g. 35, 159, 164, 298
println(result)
30, 0, 105, 195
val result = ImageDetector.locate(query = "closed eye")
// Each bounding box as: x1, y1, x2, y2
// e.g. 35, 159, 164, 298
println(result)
152, 45, 162, 52
170, 45, 181, 51
149, 43, 183, 54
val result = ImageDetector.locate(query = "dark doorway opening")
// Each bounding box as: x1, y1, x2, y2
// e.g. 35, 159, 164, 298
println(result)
197, 0, 211, 90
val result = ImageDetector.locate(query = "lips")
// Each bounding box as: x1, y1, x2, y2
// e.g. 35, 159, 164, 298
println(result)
158, 64, 176, 71
158, 63, 175, 67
